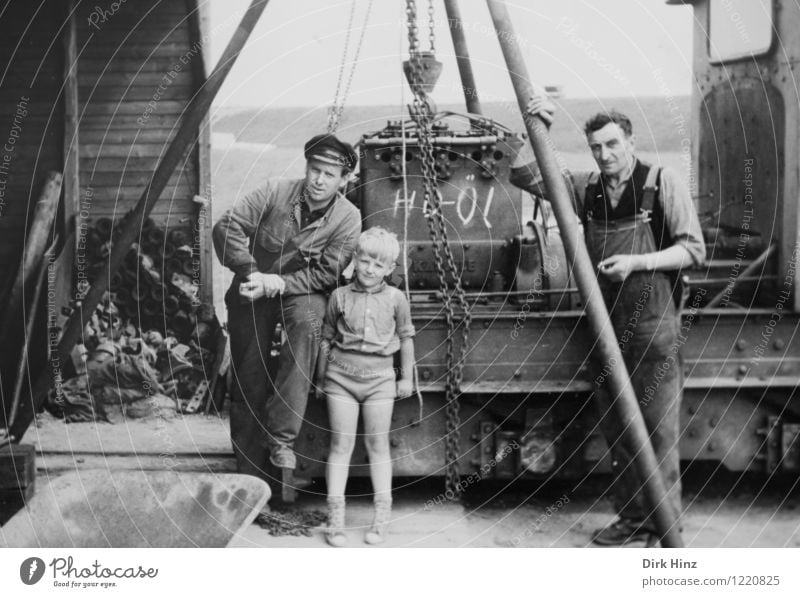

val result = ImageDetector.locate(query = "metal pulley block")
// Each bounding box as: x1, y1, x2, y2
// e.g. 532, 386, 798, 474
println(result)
403, 51, 442, 95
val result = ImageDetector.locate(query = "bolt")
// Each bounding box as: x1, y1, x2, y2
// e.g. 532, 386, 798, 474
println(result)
464, 243, 470, 250
738, 364, 748, 375
299, 462, 307, 471
736, 338, 746, 351
708, 441, 716, 452
514, 370, 522, 379
688, 429, 696, 438
485, 446, 492, 454
709, 417, 717, 428
688, 405, 697, 415
421, 369, 431, 380
483, 320, 490, 328
774, 339, 785, 350
390, 438, 400, 448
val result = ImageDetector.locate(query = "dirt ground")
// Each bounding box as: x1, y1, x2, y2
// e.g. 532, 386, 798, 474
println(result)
17, 412, 800, 549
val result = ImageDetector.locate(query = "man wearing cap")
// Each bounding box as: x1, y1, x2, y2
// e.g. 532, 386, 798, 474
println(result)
214, 134, 361, 491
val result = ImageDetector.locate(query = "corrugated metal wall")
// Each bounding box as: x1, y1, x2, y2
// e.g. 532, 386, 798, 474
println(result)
75, 0, 200, 226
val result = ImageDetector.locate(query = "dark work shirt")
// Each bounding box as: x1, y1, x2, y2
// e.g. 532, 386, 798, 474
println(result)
300, 197, 334, 229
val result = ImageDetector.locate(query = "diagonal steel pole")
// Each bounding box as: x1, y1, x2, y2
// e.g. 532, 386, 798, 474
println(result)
485, 0, 683, 547
444, 0, 482, 115
9, 0, 271, 442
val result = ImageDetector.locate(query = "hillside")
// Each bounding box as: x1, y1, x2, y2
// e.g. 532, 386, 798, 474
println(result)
213, 95, 690, 153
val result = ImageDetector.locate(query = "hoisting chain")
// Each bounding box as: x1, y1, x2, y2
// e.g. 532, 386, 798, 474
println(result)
327, 0, 374, 133
406, 0, 472, 498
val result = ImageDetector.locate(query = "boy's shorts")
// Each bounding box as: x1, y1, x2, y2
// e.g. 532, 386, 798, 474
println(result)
323, 347, 396, 403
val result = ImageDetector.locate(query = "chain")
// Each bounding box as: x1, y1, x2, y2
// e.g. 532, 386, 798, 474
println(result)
427, 0, 435, 53
406, 0, 470, 498
327, 0, 374, 133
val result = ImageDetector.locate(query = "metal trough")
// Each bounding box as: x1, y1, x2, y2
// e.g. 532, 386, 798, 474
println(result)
0, 469, 269, 548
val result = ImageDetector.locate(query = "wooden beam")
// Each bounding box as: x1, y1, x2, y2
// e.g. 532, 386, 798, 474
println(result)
188, 0, 214, 308
61, 0, 80, 331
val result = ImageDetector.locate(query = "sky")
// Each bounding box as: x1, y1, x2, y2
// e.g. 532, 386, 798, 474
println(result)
205, 0, 696, 107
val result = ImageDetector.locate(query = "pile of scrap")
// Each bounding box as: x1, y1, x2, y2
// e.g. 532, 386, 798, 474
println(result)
45, 217, 228, 424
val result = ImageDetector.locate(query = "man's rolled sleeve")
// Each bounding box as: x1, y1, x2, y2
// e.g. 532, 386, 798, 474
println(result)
281, 215, 361, 296
394, 292, 416, 340
660, 168, 706, 267
213, 182, 273, 277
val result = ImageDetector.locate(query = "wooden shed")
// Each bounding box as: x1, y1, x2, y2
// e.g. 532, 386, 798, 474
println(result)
0, 0, 212, 429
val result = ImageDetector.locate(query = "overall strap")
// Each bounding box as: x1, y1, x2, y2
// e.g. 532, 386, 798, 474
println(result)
583, 171, 601, 223
641, 165, 661, 213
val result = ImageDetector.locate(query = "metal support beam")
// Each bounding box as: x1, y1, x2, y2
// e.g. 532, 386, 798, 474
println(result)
444, 0, 482, 115
8, 0, 271, 443
485, 0, 684, 548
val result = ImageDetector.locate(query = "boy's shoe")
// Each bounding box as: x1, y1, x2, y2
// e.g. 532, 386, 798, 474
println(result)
326, 496, 347, 547
591, 518, 652, 546
364, 496, 392, 545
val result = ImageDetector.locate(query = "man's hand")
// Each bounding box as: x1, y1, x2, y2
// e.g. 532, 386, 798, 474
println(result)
523, 85, 556, 127
397, 379, 413, 399
239, 272, 285, 300
597, 254, 644, 283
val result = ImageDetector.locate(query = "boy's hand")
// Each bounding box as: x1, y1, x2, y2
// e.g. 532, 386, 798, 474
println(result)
313, 379, 326, 400
396, 379, 413, 399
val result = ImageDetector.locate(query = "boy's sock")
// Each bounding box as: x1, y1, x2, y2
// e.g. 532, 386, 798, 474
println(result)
326, 496, 347, 547
364, 495, 392, 545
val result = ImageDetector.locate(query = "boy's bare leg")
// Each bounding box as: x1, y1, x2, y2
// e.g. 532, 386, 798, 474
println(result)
362, 397, 394, 498
326, 393, 360, 497
363, 397, 394, 544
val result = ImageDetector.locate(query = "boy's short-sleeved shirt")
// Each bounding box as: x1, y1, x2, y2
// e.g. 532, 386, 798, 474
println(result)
322, 281, 415, 356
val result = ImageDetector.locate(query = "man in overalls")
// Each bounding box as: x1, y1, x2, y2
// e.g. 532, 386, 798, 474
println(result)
213, 134, 361, 496
511, 95, 705, 545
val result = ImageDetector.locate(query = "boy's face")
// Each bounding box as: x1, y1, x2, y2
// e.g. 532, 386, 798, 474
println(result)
354, 251, 394, 290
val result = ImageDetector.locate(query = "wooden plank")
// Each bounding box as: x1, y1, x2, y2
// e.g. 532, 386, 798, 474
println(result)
78, 100, 186, 115
36, 452, 236, 474
78, 71, 194, 86
78, 56, 189, 74
78, 170, 188, 187
76, 188, 196, 206
79, 128, 177, 144
79, 143, 192, 158
79, 85, 194, 102
78, 114, 183, 129
77, 157, 195, 171
78, 43, 191, 58
62, 0, 80, 312
188, 0, 212, 307
79, 27, 191, 45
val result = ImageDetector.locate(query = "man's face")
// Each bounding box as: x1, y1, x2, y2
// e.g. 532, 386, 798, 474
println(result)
587, 122, 635, 179
304, 158, 347, 206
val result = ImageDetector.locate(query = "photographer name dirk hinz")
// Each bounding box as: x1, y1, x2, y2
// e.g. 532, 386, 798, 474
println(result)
643, 558, 697, 569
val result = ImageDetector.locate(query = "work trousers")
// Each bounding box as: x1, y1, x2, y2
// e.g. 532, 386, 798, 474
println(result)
591, 271, 683, 529
592, 336, 683, 528
226, 287, 326, 479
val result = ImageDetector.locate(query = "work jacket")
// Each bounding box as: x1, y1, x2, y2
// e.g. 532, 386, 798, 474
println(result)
213, 178, 362, 296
